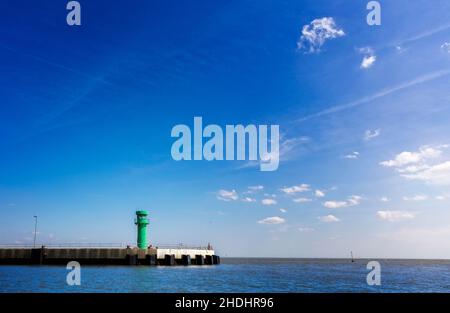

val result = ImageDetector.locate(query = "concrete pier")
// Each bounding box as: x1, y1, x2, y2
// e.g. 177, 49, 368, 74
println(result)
0, 247, 219, 266
0, 210, 220, 266
181, 255, 191, 265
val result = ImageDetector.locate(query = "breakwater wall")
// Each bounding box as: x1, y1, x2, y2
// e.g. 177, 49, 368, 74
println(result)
0, 247, 220, 266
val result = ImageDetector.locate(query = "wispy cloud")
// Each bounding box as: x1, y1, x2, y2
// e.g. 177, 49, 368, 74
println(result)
238, 136, 309, 170
262, 198, 277, 206
297, 70, 450, 122
364, 129, 381, 141
395, 45, 408, 54
0, 43, 112, 86
217, 189, 239, 201
382, 23, 450, 55
343, 151, 359, 159
315, 189, 325, 198
442, 42, 450, 53
436, 195, 449, 200
377, 210, 416, 222
280, 184, 310, 194
396, 24, 450, 46
258, 216, 285, 225
403, 195, 428, 202
297, 17, 345, 53
323, 195, 362, 209
318, 215, 340, 223
293, 197, 312, 203
246, 185, 264, 193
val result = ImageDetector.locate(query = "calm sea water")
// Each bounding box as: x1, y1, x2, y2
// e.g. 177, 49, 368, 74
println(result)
1, 258, 450, 292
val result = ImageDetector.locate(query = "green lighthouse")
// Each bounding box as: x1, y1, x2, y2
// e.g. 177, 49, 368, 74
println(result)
135, 210, 149, 249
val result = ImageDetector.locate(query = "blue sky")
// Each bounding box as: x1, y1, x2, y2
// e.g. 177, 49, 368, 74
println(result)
1, 0, 450, 258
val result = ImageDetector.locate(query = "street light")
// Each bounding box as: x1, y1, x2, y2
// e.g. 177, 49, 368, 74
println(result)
33, 215, 38, 248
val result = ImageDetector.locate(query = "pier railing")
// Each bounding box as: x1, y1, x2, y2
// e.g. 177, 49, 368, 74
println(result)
0, 243, 132, 248
152, 243, 211, 250
0, 243, 211, 250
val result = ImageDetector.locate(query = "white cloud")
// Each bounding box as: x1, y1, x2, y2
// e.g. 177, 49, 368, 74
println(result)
280, 184, 310, 194
380, 197, 389, 202
403, 195, 428, 201
258, 216, 285, 225
279, 208, 287, 213
323, 195, 362, 209
297, 17, 345, 53
323, 201, 347, 209
361, 55, 377, 69
364, 129, 381, 141
381, 151, 422, 167
245, 185, 264, 194
441, 42, 450, 53
241, 197, 256, 203
380, 145, 445, 168
347, 195, 362, 205
262, 198, 277, 206
397, 164, 430, 174
344, 151, 359, 159
381, 145, 450, 186
377, 210, 416, 222
358, 46, 376, 69
318, 215, 340, 223
217, 189, 238, 201
402, 161, 450, 186
315, 189, 325, 197
293, 197, 312, 203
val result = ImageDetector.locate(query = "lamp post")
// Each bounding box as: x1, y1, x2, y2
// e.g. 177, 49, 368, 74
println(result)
33, 215, 38, 248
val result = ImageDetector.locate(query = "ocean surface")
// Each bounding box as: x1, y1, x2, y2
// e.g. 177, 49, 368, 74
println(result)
1, 258, 450, 293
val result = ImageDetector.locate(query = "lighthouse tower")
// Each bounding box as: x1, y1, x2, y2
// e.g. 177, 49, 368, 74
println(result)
135, 210, 149, 249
